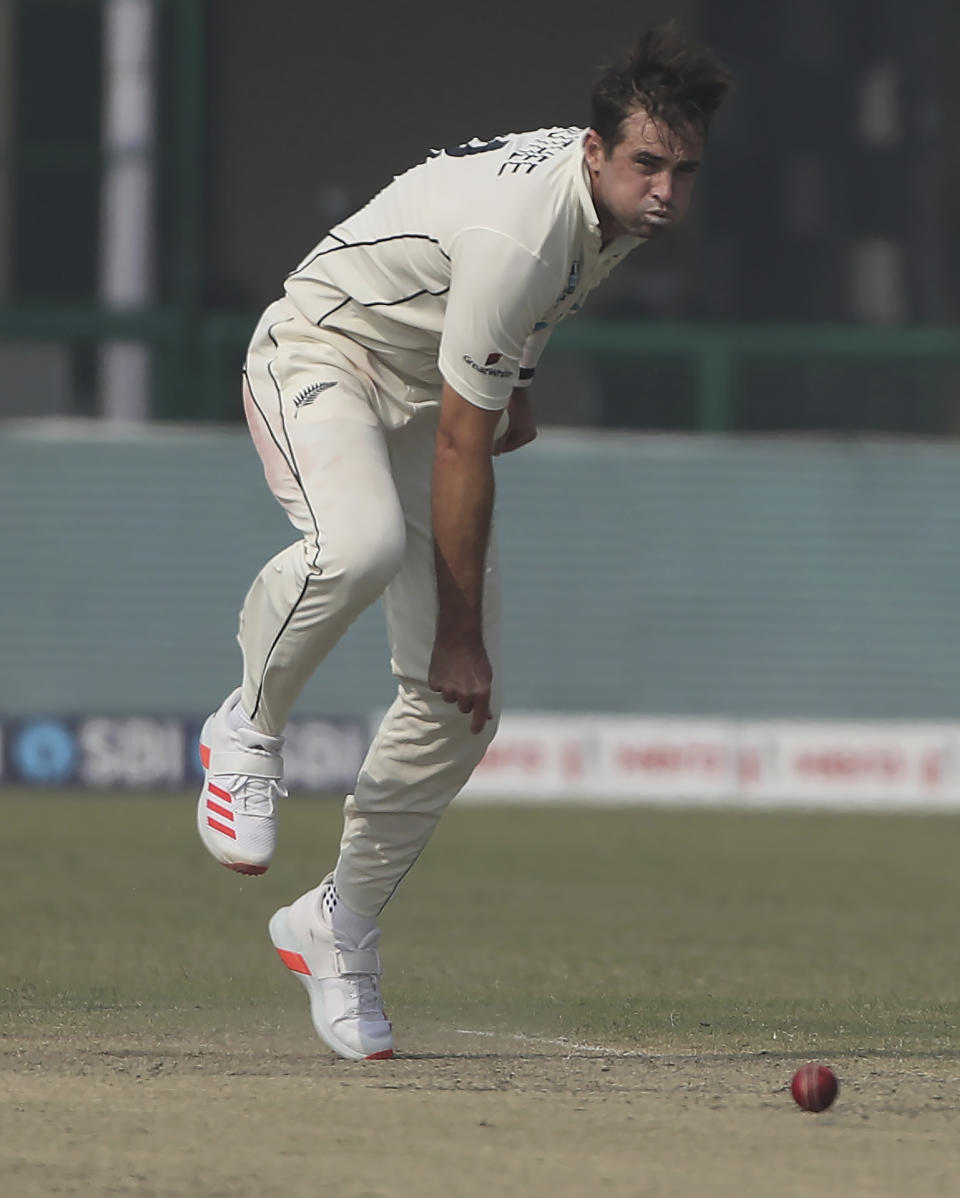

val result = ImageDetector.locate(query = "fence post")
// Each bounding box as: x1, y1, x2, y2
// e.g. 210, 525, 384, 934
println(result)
161, 0, 205, 419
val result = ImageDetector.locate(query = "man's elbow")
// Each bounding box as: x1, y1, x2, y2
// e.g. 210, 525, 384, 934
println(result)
435, 425, 492, 462
436, 381, 503, 455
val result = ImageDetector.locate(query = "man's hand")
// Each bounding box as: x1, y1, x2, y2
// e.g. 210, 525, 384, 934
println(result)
493, 387, 538, 455
428, 636, 493, 734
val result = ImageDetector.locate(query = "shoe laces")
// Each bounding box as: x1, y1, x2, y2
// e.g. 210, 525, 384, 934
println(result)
328, 910, 385, 1019
341, 970, 385, 1020
222, 774, 287, 817
224, 725, 286, 816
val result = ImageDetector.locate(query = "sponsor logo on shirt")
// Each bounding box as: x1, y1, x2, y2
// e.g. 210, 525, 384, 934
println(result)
555, 260, 581, 304
463, 354, 513, 378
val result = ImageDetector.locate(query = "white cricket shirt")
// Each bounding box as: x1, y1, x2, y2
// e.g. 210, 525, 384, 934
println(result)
283, 127, 642, 424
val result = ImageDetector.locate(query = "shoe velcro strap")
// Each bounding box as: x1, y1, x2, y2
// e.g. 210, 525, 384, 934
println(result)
335, 948, 381, 975
207, 750, 283, 779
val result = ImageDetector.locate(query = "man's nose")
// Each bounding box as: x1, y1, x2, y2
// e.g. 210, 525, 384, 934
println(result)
651, 171, 673, 206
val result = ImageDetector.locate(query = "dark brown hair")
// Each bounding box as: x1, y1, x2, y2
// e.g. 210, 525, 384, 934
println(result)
591, 23, 732, 148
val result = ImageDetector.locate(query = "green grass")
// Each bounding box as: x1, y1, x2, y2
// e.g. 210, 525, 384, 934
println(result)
3, 792, 959, 1057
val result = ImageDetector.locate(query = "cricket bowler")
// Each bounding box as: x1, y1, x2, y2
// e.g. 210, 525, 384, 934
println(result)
196, 23, 731, 1060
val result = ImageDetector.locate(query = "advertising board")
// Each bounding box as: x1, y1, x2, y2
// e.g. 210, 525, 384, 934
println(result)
0, 715, 369, 793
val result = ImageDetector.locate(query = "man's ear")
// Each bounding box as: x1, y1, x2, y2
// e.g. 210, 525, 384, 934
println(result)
583, 128, 608, 174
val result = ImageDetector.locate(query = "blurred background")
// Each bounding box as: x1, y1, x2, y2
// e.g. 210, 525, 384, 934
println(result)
4, 0, 960, 429
2, 0, 960, 795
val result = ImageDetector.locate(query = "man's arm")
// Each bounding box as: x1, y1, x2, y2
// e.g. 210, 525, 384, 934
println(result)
428, 381, 502, 733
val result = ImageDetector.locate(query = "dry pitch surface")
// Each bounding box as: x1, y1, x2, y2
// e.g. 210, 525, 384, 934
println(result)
2, 794, 960, 1197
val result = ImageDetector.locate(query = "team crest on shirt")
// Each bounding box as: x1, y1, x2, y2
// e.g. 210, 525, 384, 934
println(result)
293, 380, 338, 409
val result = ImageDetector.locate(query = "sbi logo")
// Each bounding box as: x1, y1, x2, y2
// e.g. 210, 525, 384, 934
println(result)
11, 720, 77, 784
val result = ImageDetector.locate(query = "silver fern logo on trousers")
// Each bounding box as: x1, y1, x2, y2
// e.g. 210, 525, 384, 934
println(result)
293, 380, 338, 409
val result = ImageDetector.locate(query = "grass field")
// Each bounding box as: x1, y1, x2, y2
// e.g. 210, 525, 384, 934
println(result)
2, 792, 960, 1196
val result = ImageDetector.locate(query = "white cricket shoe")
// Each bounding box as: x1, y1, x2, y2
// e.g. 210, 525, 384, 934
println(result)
196, 688, 286, 876
268, 877, 394, 1061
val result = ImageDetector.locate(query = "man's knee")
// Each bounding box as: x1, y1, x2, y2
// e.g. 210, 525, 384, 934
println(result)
315, 518, 406, 606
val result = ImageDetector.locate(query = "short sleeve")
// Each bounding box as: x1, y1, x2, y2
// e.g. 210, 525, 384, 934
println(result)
438, 227, 555, 410
515, 324, 553, 388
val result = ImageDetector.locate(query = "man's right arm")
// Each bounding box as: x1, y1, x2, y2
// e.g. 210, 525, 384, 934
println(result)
428, 230, 555, 730
428, 381, 502, 734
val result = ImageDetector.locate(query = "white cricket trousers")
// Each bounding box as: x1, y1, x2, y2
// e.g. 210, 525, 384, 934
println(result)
239, 301, 501, 916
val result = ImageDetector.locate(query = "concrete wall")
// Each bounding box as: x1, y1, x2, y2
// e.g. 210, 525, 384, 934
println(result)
2, 421, 958, 721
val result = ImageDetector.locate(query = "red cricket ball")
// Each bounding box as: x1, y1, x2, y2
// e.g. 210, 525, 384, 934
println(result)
791, 1063, 839, 1112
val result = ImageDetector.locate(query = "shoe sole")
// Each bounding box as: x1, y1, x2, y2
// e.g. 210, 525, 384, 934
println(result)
268, 906, 394, 1062
196, 735, 270, 876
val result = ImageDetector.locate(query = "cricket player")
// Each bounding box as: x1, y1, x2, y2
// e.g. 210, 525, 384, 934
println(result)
196, 24, 730, 1060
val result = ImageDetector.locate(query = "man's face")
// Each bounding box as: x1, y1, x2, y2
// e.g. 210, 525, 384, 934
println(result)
583, 108, 704, 242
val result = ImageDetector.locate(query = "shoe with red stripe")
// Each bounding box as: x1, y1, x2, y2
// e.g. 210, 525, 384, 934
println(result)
268, 876, 394, 1061
196, 688, 286, 876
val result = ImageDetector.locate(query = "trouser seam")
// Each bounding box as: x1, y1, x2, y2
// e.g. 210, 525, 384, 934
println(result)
250, 573, 312, 722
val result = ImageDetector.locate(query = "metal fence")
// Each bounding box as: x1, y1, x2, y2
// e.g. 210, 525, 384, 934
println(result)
3, 306, 960, 433
4, 1, 960, 433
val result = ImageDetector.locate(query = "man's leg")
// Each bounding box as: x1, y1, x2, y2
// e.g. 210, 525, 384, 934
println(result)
266, 409, 501, 1059
333, 412, 502, 916
237, 377, 407, 737
197, 370, 406, 874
